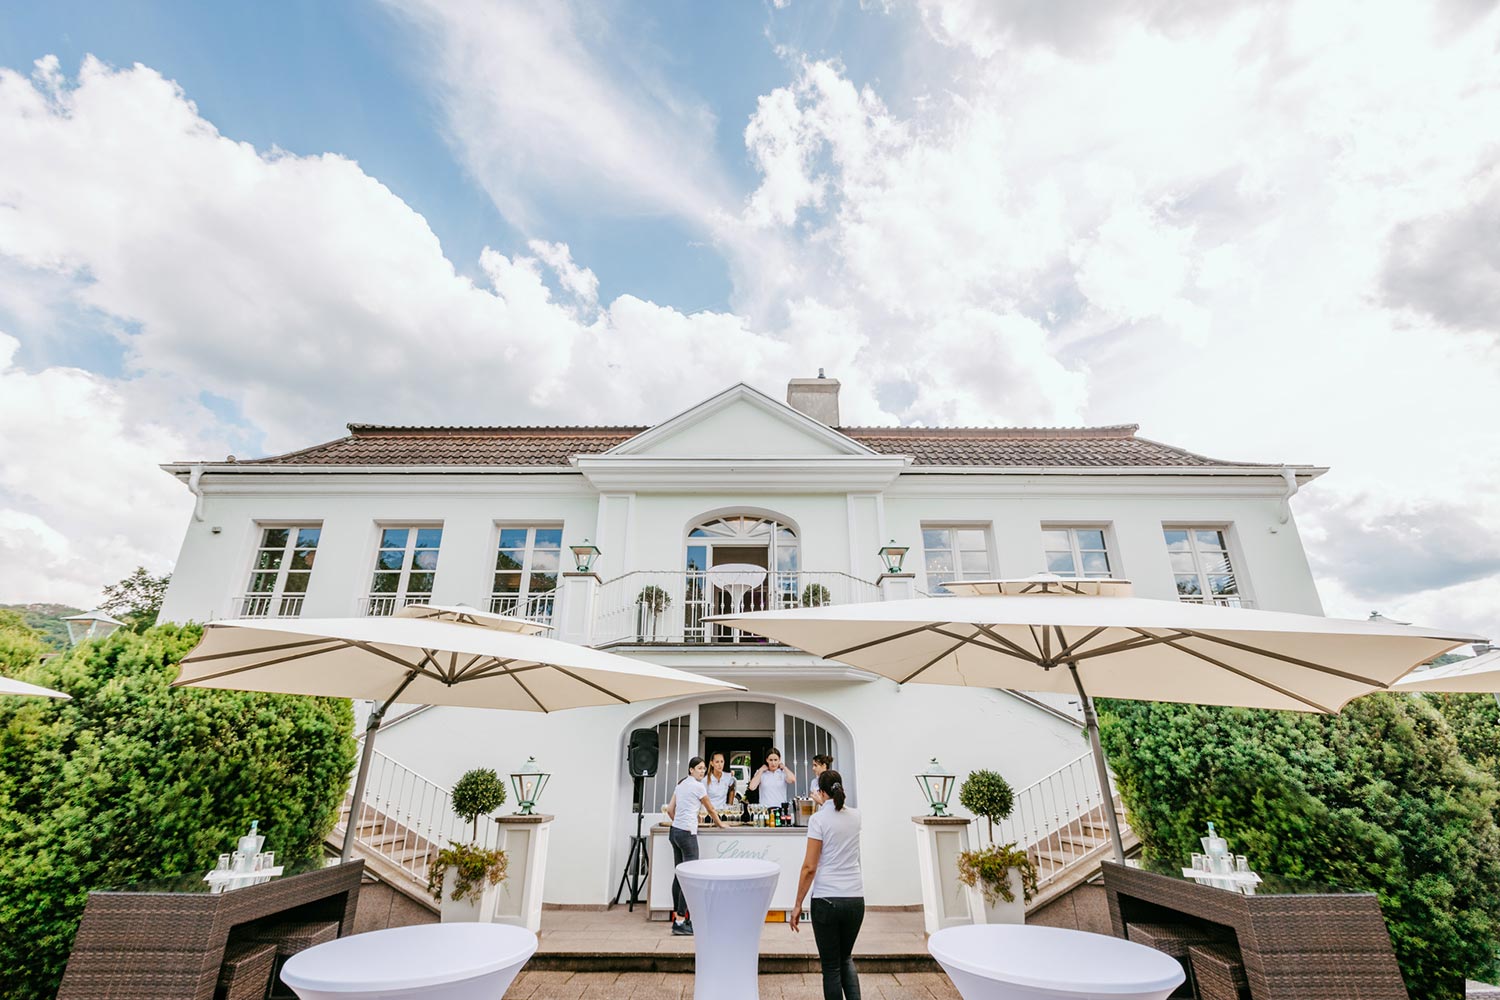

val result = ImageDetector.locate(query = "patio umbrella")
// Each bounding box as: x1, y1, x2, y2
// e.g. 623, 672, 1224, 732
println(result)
710, 576, 1480, 861
174, 613, 744, 859
1392, 647, 1500, 692
0, 675, 71, 699
393, 602, 548, 633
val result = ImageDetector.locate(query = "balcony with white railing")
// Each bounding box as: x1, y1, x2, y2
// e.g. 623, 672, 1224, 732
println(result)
489, 592, 557, 633
360, 594, 432, 617
234, 594, 306, 618
593, 570, 880, 645
1178, 594, 1255, 608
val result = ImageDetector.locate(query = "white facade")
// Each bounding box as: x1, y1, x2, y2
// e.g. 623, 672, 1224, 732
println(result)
159, 382, 1326, 907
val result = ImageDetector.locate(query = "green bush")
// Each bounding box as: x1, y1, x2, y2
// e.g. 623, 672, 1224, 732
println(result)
0, 624, 355, 1000
1099, 695, 1500, 1000
451, 767, 507, 842
956, 842, 1038, 905
958, 768, 1015, 843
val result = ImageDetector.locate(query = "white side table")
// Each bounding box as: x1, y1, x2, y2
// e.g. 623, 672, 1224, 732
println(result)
676, 859, 780, 1000
280, 923, 537, 1000
928, 925, 1184, 1000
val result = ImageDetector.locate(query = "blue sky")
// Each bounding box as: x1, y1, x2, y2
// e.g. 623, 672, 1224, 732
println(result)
0, 0, 1497, 639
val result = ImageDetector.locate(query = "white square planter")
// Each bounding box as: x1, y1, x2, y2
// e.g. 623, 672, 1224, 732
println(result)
438, 867, 503, 923
967, 868, 1025, 925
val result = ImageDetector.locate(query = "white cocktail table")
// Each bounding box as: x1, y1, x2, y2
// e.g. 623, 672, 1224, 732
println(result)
280, 923, 537, 1000
676, 859, 780, 1000
928, 925, 1185, 1000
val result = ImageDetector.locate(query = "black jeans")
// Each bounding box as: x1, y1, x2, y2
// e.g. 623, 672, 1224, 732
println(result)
811, 896, 864, 1000
668, 826, 698, 919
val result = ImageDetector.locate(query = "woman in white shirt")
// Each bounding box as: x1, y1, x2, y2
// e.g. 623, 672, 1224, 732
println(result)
662, 755, 725, 936
790, 769, 863, 1000
705, 751, 736, 811
748, 747, 795, 808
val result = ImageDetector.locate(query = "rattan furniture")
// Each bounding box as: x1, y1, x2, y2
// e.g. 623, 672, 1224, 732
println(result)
249, 919, 340, 999
217, 940, 276, 1000
58, 858, 363, 1000
1127, 922, 1234, 998
1103, 862, 1407, 1000
1189, 942, 1251, 1000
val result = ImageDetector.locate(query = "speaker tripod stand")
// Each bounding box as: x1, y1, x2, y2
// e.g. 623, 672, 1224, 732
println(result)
613, 776, 650, 910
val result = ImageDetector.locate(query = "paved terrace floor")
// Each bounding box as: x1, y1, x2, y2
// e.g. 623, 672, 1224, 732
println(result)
504, 971, 960, 999
529, 907, 933, 972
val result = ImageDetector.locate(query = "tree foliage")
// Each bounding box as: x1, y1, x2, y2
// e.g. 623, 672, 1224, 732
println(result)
1099, 695, 1500, 1000
451, 768, 507, 842
0, 604, 78, 652
99, 567, 172, 632
0, 623, 355, 1000
958, 769, 1015, 843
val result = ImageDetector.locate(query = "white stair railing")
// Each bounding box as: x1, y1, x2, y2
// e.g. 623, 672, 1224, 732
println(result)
342, 748, 502, 886
989, 751, 1121, 890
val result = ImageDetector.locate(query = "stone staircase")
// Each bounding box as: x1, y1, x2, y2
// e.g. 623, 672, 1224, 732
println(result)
1025, 795, 1137, 911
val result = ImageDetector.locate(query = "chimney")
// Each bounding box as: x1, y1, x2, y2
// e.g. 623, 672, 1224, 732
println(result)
787, 370, 840, 426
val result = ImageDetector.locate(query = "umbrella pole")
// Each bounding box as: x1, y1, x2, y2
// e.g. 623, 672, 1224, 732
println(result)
341, 674, 419, 862
1067, 662, 1126, 863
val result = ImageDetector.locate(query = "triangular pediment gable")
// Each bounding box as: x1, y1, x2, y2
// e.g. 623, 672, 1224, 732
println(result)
607, 384, 877, 459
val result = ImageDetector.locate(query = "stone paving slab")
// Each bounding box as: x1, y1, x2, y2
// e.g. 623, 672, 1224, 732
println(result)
504, 971, 961, 999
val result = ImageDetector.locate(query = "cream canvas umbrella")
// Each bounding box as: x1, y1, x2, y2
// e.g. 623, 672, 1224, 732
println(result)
0, 675, 71, 699
1392, 648, 1500, 692
711, 576, 1480, 860
393, 602, 548, 633
174, 612, 744, 859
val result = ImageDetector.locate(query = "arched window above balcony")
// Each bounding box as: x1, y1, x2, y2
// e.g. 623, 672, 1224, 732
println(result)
685, 515, 799, 574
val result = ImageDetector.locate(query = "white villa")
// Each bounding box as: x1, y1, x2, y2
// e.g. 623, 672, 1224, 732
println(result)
158, 378, 1326, 913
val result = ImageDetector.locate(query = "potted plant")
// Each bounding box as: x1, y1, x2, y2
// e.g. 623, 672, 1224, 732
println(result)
429, 768, 508, 922
800, 582, 832, 608
955, 769, 1035, 924
636, 584, 672, 641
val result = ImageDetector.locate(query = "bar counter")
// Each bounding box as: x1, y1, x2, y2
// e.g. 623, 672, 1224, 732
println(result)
647, 823, 808, 920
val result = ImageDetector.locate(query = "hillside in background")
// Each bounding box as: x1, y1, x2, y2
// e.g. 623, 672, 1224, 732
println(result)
1, 604, 84, 650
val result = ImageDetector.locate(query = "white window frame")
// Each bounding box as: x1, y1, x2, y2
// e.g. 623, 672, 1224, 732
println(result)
1041, 524, 1117, 579
365, 523, 444, 615
920, 523, 994, 594
1162, 524, 1249, 607
490, 524, 564, 624
241, 523, 322, 618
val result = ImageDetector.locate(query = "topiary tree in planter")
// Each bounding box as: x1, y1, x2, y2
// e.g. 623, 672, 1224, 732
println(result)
451, 768, 507, 843
800, 583, 832, 608
959, 768, 1015, 845
636, 585, 672, 640
430, 768, 509, 908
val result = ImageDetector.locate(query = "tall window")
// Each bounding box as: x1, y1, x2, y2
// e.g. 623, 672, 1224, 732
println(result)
242, 525, 320, 617
491, 527, 563, 623
921, 526, 991, 594
366, 526, 442, 615
1163, 527, 1242, 605
1042, 527, 1114, 578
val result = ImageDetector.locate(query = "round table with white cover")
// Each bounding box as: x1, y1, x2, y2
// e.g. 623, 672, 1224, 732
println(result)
928, 925, 1185, 1000
675, 859, 780, 1000
279, 923, 537, 1000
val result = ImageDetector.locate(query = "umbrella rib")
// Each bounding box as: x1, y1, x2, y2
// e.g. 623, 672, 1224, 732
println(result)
824, 623, 944, 660
1068, 631, 1193, 661
1174, 629, 1391, 687
969, 624, 1049, 663
173, 640, 358, 686
1056, 626, 1108, 661
454, 657, 521, 682
550, 665, 632, 704
508, 670, 550, 713
929, 625, 1040, 662
1128, 628, 1337, 713
179, 635, 346, 664
447, 653, 492, 682
899, 628, 983, 684
344, 641, 449, 683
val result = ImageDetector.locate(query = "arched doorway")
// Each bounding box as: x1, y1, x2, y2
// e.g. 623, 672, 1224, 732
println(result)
684, 513, 804, 642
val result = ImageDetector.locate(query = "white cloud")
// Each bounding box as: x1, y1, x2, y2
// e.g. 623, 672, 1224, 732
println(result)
380, 0, 730, 230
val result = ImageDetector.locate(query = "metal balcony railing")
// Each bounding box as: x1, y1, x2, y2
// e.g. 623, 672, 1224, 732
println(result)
234, 594, 306, 618
360, 595, 431, 617
593, 570, 879, 645
1178, 594, 1255, 608
489, 592, 557, 633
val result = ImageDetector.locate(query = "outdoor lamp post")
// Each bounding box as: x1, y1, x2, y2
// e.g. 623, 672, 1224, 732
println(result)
916, 757, 955, 816
879, 541, 909, 574
570, 540, 601, 574
511, 756, 551, 815
64, 609, 125, 646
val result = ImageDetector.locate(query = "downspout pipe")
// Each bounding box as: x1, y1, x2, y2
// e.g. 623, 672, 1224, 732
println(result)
1277, 466, 1300, 526
186, 463, 207, 523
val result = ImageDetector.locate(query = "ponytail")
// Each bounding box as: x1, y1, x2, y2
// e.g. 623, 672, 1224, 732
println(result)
818, 769, 847, 811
